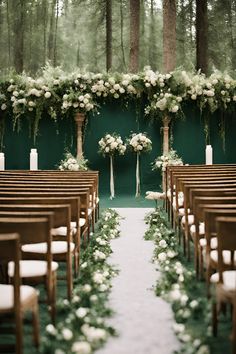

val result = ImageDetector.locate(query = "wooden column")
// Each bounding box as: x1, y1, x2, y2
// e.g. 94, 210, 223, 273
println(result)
163, 116, 170, 154
74, 112, 86, 159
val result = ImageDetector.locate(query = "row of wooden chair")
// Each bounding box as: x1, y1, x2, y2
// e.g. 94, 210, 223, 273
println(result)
165, 164, 236, 353
0, 169, 99, 354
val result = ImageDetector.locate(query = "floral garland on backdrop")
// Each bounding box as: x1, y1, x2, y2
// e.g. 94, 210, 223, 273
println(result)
98, 133, 126, 199
58, 152, 89, 171
0, 66, 235, 144
42, 208, 121, 354
144, 208, 212, 354
127, 132, 152, 197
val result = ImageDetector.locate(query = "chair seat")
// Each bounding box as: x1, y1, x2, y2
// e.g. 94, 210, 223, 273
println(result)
8, 260, 58, 278
22, 241, 75, 254
210, 250, 236, 265
199, 237, 217, 249
210, 270, 236, 292
0, 284, 37, 310
190, 223, 205, 237
181, 214, 194, 225
52, 219, 85, 237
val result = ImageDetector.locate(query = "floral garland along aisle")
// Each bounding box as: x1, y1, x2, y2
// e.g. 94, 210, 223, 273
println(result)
42, 209, 121, 354
144, 208, 212, 354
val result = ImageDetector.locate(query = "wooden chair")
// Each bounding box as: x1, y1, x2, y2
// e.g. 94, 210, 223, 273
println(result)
211, 216, 236, 351
0, 206, 74, 300
0, 233, 40, 354
0, 215, 58, 323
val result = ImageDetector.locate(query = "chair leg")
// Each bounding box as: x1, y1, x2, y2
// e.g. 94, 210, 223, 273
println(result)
32, 302, 40, 347
212, 301, 218, 337
15, 310, 23, 354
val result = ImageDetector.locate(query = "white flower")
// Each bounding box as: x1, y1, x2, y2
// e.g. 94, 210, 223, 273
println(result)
90, 294, 98, 302
1, 103, 7, 110
71, 341, 91, 354
76, 307, 88, 318
169, 289, 181, 301
55, 350, 65, 354
158, 252, 167, 262
190, 299, 198, 309
173, 323, 185, 334
159, 239, 167, 248
44, 91, 51, 98
99, 284, 108, 292
171, 105, 179, 113
46, 324, 57, 336
83, 284, 92, 293
93, 271, 105, 284
62, 328, 73, 340
93, 250, 106, 261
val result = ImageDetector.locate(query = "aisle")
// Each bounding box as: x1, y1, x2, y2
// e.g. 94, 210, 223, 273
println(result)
97, 208, 179, 354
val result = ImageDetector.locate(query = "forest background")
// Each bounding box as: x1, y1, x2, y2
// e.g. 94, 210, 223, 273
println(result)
0, 0, 235, 76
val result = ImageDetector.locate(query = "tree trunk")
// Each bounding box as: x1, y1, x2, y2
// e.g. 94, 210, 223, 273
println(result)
120, 0, 126, 70
42, 0, 48, 66
13, 0, 24, 73
48, 0, 56, 63
163, 0, 176, 73
6, 0, 11, 65
129, 0, 140, 72
53, 0, 59, 66
196, 0, 208, 74
106, 0, 112, 71
149, 0, 157, 70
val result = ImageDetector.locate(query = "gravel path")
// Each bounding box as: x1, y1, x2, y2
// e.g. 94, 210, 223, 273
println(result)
97, 208, 179, 354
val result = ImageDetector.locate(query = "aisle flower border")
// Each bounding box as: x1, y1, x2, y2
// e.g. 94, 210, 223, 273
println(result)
144, 208, 212, 354
0, 66, 235, 143
41, 208, 121, 354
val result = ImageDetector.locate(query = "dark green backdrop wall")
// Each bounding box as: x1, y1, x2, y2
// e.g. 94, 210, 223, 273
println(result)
3, 101, 236, 196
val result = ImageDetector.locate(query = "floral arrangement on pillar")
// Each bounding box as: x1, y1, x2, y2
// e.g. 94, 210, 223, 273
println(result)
98, 133, 126, 199
127, 132, 152, 197
152, 149, 183, 191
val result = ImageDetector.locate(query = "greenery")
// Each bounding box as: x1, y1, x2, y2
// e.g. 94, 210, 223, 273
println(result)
58, 152, 89, 171
0, 66, 235, 145
144, 208, 213, 354
41, 208, 121, 354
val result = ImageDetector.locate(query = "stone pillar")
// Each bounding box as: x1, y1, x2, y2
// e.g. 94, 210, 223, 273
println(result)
74, 112, 86, 159
163, 115, 170, 154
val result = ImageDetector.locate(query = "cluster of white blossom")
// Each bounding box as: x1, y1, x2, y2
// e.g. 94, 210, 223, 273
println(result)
98, 133, 126, 156
128, 132, 152, 153
153, 149, 183, 172
62, 92, 94, 112
143, 67, 172, 88
58, 152, 88, 171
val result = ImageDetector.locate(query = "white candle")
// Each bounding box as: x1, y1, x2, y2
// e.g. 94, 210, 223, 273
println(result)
0, 152, 5, 170
30, 148, 38, 170
205, 145, 213, 165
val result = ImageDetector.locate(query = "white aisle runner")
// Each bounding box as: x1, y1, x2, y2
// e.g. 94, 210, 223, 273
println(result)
97, 208, 179, 354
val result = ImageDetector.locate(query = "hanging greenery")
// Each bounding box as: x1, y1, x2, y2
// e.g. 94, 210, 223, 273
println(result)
0, 66, 235, 143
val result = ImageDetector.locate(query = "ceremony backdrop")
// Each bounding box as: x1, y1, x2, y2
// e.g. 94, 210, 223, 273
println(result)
3, 101, 236, 196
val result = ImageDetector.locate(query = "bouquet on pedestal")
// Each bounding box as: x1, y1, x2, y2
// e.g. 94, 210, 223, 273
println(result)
98, 133, 126, 199
127, 132, 152, 197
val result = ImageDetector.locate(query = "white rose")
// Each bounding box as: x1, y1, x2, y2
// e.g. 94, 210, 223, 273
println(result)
46, 324, 57, 336
158, 252, 167, 262
71, 341, 91, 354
171, 105, 179, 113
62, 328, 73, 341
76, 307, 88, 318
1, 103, 7, 110
44, 91, 51, 98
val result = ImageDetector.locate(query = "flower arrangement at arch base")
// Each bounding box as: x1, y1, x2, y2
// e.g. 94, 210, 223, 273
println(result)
58, 152, 89, 171
98, 133, 126, 199
41, 209, 121, 354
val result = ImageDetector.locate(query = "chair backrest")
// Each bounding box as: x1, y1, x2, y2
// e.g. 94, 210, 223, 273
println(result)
216, 216, 236, 282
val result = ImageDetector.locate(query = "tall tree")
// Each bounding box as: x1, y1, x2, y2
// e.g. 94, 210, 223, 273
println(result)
48, 0, 56, 63
120, 0, 127, 70
129, 0, 140, 72
13, 0, 24, 73
196, 0, 208, 73
163, 0, 176, 72
106, 0, 112, 71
